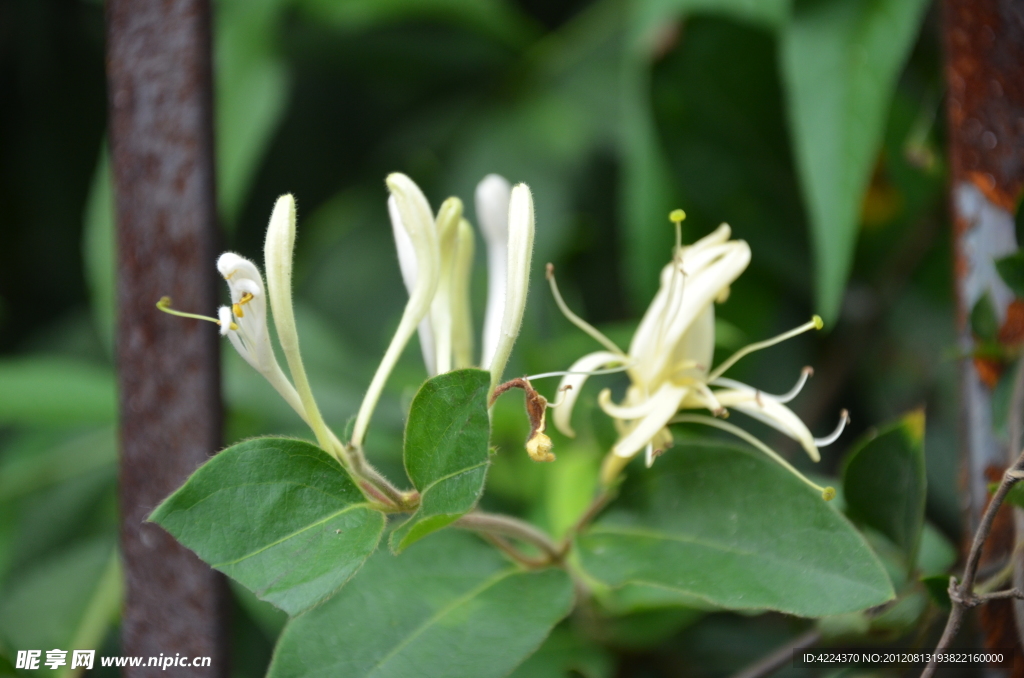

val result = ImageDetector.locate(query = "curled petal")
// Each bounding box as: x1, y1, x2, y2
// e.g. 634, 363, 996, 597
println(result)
715, 387, 820, 462
552, 351, 622, 438
612, 382, 690, 460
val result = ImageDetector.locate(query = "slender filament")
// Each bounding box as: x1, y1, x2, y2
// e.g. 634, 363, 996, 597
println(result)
708, 316, 822, 382
546, 264, 625, 356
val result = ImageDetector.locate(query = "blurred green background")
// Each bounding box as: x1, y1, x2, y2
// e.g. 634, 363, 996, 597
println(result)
0, 0, 957, 675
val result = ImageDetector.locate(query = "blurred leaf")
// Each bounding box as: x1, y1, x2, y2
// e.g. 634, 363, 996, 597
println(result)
780, 0, 930, 321
842, 409, 926, 567
57, 549, 121, 678
0, 427, 115, 502
82, 147, 115, 354
544, 445, 599, 538
972, 291, 1000, 341
0, 537, 117, 653
215, 0, 290, 226
995, 251, 1024, 299
916, 522, 955, 577
294, 0, 537, 47
269, 530, 574, 678
591, 608, 703, 651
624, 0, 794, 305
391, 369, 490, 553
870, 590, 926, 636
507, 628, 613, 678
576, 441, 893, 617
0, 358, 115, 426
150, 438, 385, 616
229, 579, 288, 641
921, 574, 951, 611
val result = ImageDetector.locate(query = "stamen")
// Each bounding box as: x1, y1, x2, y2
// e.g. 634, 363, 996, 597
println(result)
526, 362, 632, 381
814, 409, 850, 447
708, 316, 824, 382
712, 366, 813, 404
546, 385, 573, 409
156, 297, 235, 329
232, 291, 255, 318
546, 263, 625, 356
669, 209, 686, 258
671, 413, 835, 501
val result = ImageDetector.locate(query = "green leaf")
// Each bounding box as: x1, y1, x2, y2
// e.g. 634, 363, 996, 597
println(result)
0, 358, 115, 426
0, 538, 119, 655
0, 427, 116, 502
215, 0, 290, 227
996, 251, 1024, 299
576, 441, 893, 617
269, 530, 574, 678
972, 291, 1000, 341
780, 0, 930, 321
150, 438, 385, 616
391, 369, 491, 553
507, 628, 613, 678
842, 409, 926, 566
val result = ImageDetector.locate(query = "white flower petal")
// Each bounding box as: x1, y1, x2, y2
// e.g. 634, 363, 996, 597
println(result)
552, 350, 622, 438
612, 382, 689, 459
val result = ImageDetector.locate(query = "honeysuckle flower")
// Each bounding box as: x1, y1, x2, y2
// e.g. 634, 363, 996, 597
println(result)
214, 252, 308, 422
351, 173, 441, 449
549, 212, 848, 496
386, 173, 535, 391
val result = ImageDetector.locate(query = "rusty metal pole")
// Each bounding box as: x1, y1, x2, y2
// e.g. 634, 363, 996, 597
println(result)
944, 0, 1024, 657
106, 0, 228, 674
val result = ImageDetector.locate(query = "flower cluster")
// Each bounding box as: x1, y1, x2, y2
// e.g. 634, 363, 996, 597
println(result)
159, 173, 535, 494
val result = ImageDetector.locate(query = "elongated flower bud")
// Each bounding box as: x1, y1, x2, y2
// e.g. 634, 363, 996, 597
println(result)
476, 174, 511, 370
264, 195, 335, 455
489, 183, 535, 390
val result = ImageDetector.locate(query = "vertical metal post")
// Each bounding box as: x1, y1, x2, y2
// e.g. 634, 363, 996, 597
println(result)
944, 0, 1024, 653
106, 0, 228, 673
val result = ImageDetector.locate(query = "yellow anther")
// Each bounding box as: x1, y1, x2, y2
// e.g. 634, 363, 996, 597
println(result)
232, 292, 255, 318
669, 209, 687, 224
812, 315, 824, 330
822, 486, 836, 502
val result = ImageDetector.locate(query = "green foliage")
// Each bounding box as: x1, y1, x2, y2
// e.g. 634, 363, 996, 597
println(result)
268, 530, 574, 678
780, 0, 930, 321
391, 369, 491, 552
842, 409, 927, 566
576, 441, 894, 617
0, 359, 115, 426
971, 292, 1000, 342
0, 538, 119, 658
995, 251, 1024, 299
150, 438, 385, 615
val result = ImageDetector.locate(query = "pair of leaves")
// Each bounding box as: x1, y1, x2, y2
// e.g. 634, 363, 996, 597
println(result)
576, 440, 895, 617
151, 369, 492, 616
